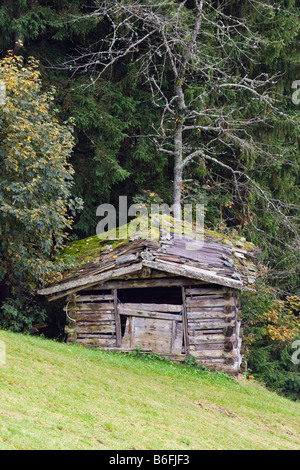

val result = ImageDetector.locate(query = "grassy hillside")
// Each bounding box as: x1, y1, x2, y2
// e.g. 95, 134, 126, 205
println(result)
0, 329, 299, 450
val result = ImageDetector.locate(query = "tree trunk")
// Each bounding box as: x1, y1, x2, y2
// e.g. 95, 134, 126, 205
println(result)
12, 1, 24, 52
173, 83, 186, 220
173, 121, 183, 220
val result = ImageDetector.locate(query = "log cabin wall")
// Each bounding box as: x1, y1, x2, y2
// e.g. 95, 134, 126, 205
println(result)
64, 291, 117, 348
64, 281, 242, 375
184, 285, 242, 375
65, 285, 185, 355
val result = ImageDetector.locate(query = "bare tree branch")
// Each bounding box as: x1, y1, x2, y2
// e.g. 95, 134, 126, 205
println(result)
52, 0, 299, 246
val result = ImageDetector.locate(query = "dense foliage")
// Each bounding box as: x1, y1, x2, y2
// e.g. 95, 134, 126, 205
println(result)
241, 286, 300, 400
0, 0, 299, 398
0, 53, 80, 328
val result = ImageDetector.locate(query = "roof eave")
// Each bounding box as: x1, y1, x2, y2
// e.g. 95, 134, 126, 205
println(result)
37, 258, 249, 301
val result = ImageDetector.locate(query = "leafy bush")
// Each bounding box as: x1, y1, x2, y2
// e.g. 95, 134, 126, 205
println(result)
0, 53, 81, 298
0, 297, 46, 333
241, 285, 300, 400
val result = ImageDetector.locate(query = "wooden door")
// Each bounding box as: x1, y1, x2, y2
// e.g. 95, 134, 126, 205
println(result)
118, 303, 183, 355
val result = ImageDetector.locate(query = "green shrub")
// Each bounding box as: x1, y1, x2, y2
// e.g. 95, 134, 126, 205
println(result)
241, 284, 300, 400
0, 297, 46, 333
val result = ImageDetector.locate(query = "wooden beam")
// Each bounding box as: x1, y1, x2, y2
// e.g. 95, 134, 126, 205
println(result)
41, 255, 243, 301
76, 294, 114, 302
113, 289, 122, 348
185, 287, 233, 295
92, 277, 208, 290
76, 313, 114, 322
181, 286, 189, 355
37, 262, 143, 298
142, 260, 243, 289
186, 297, 235, 308
117, 305, 183, 322
105, 347, 152, 353
119, 303, 182, 313
77, 324, 115, 334
47, 277, 209, 300
73, 303, 114, 311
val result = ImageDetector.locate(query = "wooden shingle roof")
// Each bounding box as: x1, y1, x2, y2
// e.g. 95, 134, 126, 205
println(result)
38, 222, 258, 299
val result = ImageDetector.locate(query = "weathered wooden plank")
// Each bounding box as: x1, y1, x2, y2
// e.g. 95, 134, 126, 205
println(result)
77, 324, 116, 334
117, 307, 183, 322
186, 294, 225, 301
155, 255, 185, 264
73, 310, 114, 317
77, 319, 115, 326
142, 260, 243, 289
185, 287, 233, 295
171, 320, 183, 355
76, 338, 116, 347
189, 341, 235, 351
189, 328, 224, 334
187, 311, 235, 320
186, 297, 235, 308
121, 316, 132, 348
186, 307, 233, 315
165, 241, 231, 259
187, 295, 229, 304
93, 278, 208, 290
113, 289, 122, 347
38, 262, 143, 297
105, 347, 153, 352
188, 342, 225, 350
187, 319, 235, 330
187, 317, 235, 325
189, 348, 238, 358
76, 294, 114, 302
76, 313, 114, 322
188, 292, 233, 302
167, 236, 231, 252
189, 333, 237, 343
119, 303, 183, 313
187, 351, 224, 361
77, 333, 116, 338
189, 336, 237, 345
181, 287, 189, 354
74, 302, 114, 311
77, 318, 115, 325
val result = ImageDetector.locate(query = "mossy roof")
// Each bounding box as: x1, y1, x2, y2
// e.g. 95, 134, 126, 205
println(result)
38, 218, 258, 298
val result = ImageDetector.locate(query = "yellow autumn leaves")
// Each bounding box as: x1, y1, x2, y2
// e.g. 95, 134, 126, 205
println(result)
0, 52, 78, 289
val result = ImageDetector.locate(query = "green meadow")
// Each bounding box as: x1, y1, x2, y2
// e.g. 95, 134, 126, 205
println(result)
0, 329, 299, 450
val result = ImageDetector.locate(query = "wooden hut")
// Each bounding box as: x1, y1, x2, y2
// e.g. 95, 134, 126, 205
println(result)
38, 226, 257, 375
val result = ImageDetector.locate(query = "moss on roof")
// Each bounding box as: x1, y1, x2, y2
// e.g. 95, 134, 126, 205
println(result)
58, 216, 256, 274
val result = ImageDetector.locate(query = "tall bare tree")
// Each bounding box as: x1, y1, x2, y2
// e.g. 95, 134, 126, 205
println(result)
62, 0, 298, 239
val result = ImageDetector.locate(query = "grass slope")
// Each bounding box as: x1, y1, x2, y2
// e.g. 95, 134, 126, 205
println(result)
0, 329, 299, 450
